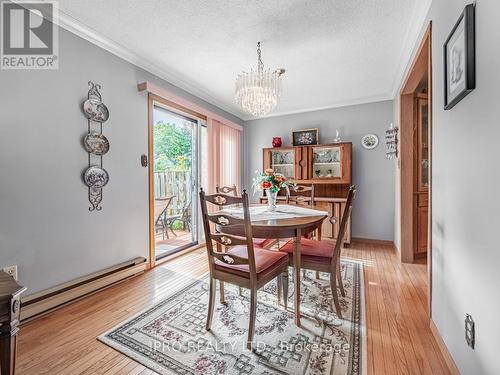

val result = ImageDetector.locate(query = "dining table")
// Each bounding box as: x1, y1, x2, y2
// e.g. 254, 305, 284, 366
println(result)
217, 204, 328, 326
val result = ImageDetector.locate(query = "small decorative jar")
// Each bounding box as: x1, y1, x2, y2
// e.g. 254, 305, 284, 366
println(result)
272, 137, 282, 148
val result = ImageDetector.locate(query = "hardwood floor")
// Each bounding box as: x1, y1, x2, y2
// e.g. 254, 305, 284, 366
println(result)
16, 241, 450, 375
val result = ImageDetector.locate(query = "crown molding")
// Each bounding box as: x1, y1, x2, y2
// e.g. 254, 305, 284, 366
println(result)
48, 5, 245, 121
244, 93, 394, 121
390, 0, 432, 98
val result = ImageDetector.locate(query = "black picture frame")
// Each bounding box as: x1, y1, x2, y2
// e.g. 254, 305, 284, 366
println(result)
444, 3, 475, 110
292, 128, 319, 146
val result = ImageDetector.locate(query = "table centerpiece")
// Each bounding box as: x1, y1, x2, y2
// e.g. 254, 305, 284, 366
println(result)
253, 168, 293, 211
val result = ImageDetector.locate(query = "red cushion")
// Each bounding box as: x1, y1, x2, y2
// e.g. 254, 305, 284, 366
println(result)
214, 245, 288, 275
253, 238, 275, 248
279, 238, 333, 258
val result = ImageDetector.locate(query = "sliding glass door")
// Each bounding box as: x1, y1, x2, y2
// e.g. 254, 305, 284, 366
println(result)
151, 102, 206, 260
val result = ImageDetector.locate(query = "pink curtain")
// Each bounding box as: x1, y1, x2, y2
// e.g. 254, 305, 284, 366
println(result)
207, 119, 241, 194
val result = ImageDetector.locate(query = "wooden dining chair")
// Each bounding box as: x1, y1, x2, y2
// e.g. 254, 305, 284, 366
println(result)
216, 184, 276, 249
279, 185, 356, 319
216, 184, 277, 299
286, 184, 315, 206
199, 189, 289, 349
215, 184, 238, 196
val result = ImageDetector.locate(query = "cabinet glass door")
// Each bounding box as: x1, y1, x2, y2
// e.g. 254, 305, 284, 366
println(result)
419, 100, 429, 190
312, 146, 342, 179
271, 149, 295, 179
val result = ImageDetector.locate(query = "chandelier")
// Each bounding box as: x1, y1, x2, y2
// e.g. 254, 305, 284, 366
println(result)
235, 42, 285, 117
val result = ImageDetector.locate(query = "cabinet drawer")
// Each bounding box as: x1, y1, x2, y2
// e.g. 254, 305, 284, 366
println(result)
418, 194, 428, 207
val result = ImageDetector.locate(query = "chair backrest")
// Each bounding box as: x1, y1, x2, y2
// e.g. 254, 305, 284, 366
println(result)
199, 189, 257, 278
181, 200, 192, 220
154, 197, 172, 225
331, 185, 356, 265
216, 184, 238, 196
286, 184, 315, 205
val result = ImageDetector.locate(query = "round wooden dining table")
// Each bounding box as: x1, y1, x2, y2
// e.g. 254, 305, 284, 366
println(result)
218, 204, 327, 327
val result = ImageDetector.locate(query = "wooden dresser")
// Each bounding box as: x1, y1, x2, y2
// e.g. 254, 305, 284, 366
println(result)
0, 272, 26, 375
261, 142, 353, 244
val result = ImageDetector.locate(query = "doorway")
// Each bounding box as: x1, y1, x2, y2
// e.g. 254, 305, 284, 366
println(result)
399, 23, 432, 312
148, 95, 207, 264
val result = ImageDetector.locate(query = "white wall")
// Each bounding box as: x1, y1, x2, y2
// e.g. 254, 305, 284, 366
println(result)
243, 101, 395, 241
0, 26, 242, 294
393, 1, 500, 373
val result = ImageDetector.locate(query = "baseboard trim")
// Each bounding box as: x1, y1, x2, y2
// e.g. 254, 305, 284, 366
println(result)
20, 257, 147, 321
430, 319, 461, 375
351, 237, 395, 247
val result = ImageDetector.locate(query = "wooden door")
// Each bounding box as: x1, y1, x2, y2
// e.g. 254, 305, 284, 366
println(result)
294, 147, 309, 180
315, 200, 351, 244
416, 205, 428, 255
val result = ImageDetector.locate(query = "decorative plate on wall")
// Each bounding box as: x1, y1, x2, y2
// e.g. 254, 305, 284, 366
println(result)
83, 132, 110, 155
83, 98, 109, 122
361, 134, 379, 150
83, 166, 109, 188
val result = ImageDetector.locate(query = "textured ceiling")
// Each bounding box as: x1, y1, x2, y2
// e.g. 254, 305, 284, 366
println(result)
55, 0, 431, 120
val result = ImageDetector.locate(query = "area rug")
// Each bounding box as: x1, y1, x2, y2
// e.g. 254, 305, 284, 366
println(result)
98, 261, 366, 375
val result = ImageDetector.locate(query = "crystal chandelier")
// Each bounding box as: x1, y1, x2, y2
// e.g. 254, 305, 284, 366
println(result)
235, 42, 285, 117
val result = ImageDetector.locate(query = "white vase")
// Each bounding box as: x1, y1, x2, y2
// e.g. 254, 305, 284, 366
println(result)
266, 189, 277, 212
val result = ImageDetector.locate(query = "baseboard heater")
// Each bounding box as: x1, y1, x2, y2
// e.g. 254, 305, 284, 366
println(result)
20, 257, 147, 322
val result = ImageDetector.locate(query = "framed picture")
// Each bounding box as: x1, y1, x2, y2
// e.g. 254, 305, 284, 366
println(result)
292, 128, 319, 146
361, 134, 379, 150
444, 4, 475, 110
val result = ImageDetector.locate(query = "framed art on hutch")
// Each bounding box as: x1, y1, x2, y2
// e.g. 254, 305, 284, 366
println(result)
292, 128, 319, 146
444, 3, 475, 110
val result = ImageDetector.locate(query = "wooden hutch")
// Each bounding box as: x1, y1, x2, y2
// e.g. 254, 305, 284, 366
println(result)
260, 142, 353, 244
414, 93, 429, 257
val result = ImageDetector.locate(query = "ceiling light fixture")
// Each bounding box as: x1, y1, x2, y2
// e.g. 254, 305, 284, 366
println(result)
235, 42, 285, 117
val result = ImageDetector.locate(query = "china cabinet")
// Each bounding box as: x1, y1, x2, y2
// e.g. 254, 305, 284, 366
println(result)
308, 143, 351, 184
414, 96, 429, 256
262, 142, 352, 243
263, 142, 351, 184
262, 146, 309, 181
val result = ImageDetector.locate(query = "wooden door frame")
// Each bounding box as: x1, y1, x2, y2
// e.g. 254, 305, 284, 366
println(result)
147, 94, 207, 269
399, 23, 433, 315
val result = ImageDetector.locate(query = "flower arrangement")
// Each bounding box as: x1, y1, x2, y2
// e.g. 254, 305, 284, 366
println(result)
253, 168, 293, 193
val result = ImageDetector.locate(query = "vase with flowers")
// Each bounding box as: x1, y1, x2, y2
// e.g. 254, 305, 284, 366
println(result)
253, 168, 293, 211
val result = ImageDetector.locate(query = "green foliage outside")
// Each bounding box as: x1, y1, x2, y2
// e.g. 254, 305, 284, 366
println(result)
154, 121, 192, 172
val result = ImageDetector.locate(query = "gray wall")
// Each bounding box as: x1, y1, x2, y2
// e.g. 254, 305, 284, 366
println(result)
0, 26, 242, 294
243, 101, 394, 241
393, 0, 500, 373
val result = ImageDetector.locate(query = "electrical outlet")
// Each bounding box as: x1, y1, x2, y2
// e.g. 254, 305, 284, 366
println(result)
2, 265, 18, 280
465, 314, 475, 349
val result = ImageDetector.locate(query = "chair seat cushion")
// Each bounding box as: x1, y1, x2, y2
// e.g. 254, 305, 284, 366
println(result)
279, 238, 334, 258
253, 238, 275, 248
214, 245, 288, 277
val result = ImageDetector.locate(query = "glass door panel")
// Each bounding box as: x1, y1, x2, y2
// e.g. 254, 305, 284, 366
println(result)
419, 100, 429, 190
271, 149, 295, 179
152, 104, 203, 259
311, 146, 342, 179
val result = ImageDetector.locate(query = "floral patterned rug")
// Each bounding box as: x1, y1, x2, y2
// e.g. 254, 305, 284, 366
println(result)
98, 261, 365, 375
